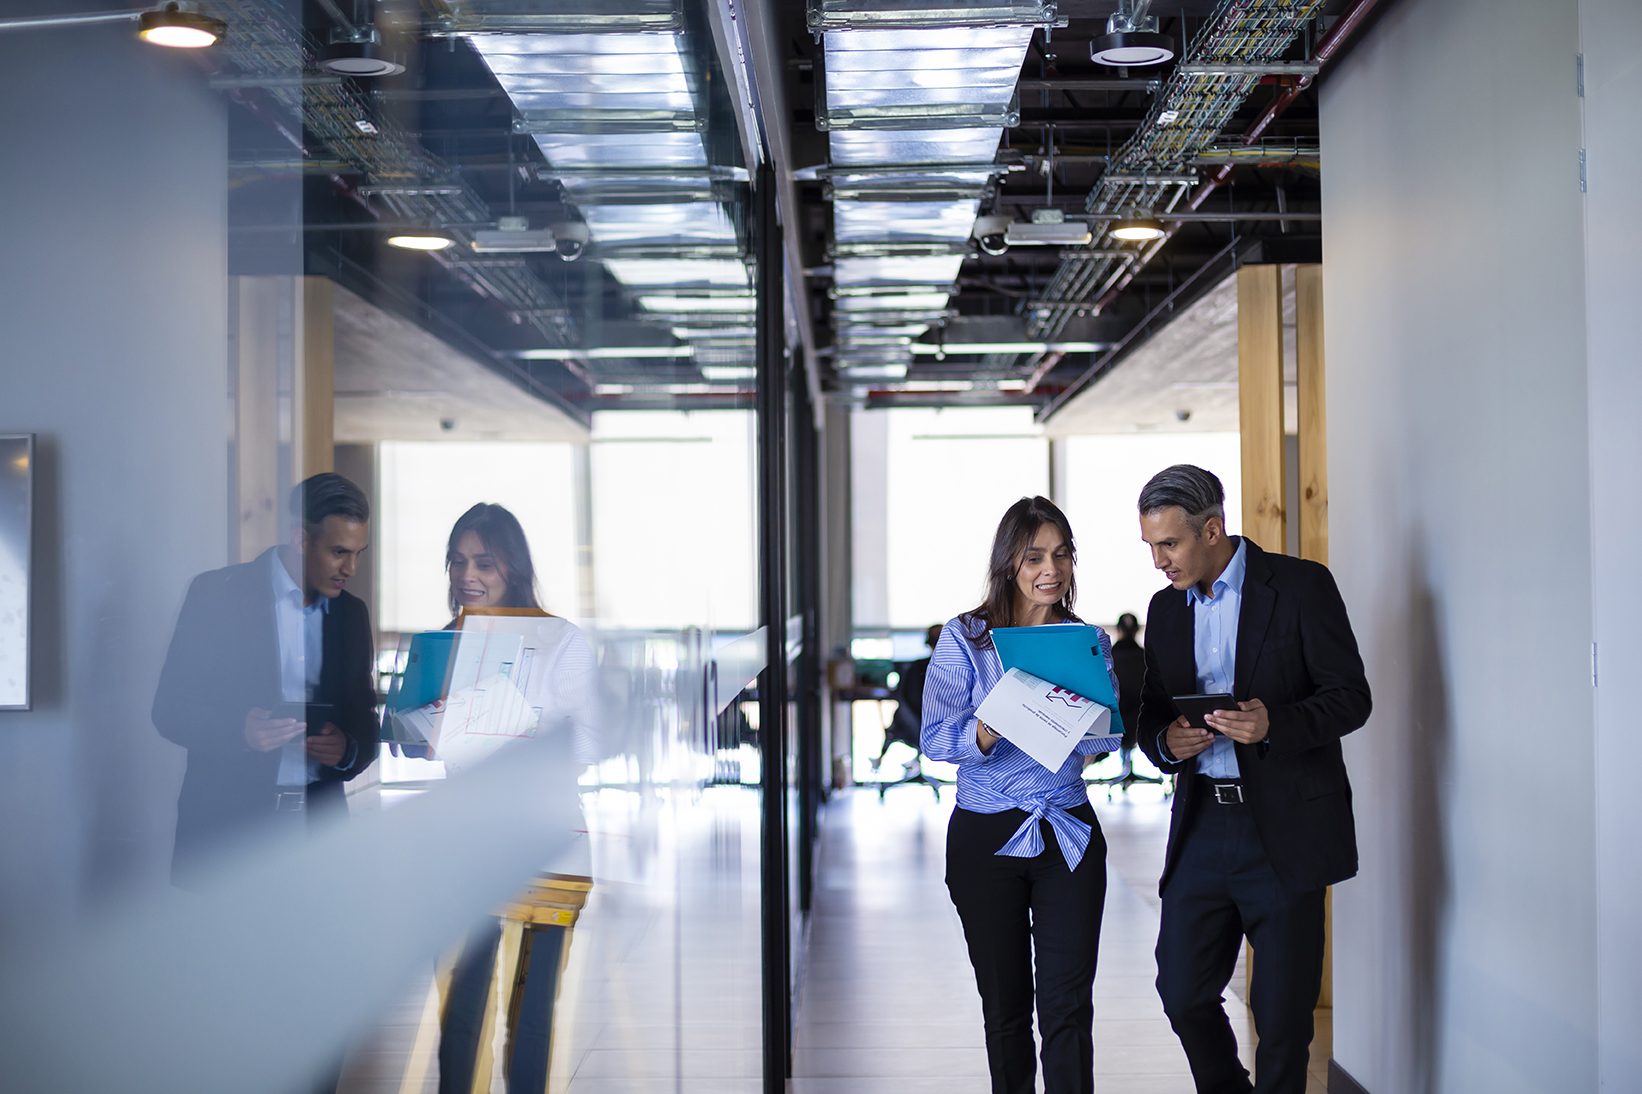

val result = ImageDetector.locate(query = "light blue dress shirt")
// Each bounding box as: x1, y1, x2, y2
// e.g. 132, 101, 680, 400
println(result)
270, 550, 328, 787
922, 617, 1124, 871
1184, 538, 1247, 779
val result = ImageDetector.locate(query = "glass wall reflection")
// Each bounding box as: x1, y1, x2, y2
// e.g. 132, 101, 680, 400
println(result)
0, 1, 772, 1092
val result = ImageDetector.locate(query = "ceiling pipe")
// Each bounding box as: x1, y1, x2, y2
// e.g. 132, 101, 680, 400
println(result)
1086, 0, 1386, 314
0, 10, 140, 32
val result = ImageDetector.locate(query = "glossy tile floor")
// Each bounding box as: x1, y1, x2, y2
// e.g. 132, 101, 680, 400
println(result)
339, 782, 1329, 1093
793, 784, 1330, 1094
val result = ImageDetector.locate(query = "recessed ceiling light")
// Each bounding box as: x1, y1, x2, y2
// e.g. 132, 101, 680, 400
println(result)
138, 3, 224, 48
321, 54, 406, 78
1090, 2, 1176, 67
1091, 32, 1176, 67
387, 231, 454, 251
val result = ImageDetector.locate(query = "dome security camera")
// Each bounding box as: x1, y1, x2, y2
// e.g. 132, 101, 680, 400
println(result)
550, 220, 590, 261
971, 214, 1012, 256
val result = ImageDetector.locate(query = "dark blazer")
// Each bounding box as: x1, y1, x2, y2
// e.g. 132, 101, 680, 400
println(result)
153, 549, 377, 874
1137, 538, 1371, 894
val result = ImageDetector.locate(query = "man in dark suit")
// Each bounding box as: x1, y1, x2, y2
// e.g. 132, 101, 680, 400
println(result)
1135, 464, 1371, 1094
153, 473, 378, 885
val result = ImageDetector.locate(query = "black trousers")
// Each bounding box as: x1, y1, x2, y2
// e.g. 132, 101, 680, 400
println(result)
1155, 792, 1326, 1094
946, 804, 1107, 1094
439, 920, 569, 1094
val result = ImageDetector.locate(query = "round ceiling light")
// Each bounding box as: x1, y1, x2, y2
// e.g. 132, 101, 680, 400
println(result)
138, 3, 225, 48
387, 231, 454, 251
1090, 31, 1176, 68
321, 55, 407, 77
1111, 212, 1167, 242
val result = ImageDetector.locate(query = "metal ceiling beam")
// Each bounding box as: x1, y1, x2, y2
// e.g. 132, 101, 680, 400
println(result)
1016, 77, 1161, 92
746, 0, 825, 421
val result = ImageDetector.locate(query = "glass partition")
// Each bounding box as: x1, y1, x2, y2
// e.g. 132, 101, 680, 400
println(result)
0, 2, 781, 1092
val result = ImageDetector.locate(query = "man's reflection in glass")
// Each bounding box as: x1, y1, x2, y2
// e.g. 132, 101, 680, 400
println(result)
153, 473, 378, 887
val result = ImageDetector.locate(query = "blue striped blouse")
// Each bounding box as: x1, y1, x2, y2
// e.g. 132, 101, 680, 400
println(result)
920, 615, 1123, 872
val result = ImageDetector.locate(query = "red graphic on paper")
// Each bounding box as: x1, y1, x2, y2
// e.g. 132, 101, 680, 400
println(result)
1045, 686, 1090, 709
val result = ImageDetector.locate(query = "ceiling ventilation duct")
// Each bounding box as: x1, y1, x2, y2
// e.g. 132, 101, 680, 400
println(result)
199, 0, 589, 413
1027, 0, 1326, 343
816, 1, 1060, 385
463, 4, 755, 380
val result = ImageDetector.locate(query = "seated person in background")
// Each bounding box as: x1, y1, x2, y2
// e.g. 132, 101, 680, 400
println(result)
873, 623, 943, 777
152, 473, 377, 887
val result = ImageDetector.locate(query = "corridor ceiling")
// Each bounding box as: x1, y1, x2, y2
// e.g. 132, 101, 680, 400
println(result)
218, 0, 1370, 422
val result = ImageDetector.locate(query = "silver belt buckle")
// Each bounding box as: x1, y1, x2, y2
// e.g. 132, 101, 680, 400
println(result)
274, 790, 306, 812
1212, 782, 1243, 805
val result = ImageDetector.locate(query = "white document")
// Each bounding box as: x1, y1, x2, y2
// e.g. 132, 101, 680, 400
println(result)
975, 667, 1113, 772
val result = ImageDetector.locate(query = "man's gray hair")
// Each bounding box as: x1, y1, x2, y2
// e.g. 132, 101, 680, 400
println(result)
1138, 464, 1225, 533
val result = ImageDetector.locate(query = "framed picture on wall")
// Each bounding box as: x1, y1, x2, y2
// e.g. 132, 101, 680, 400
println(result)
0, 434, 33, 711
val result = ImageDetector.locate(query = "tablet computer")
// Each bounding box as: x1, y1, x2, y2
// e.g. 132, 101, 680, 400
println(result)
273, 701, 334, 736
1171, 693, 1239, 732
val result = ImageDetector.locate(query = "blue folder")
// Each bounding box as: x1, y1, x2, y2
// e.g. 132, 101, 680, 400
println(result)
392, 631, 457, 711
991, 625, 1125, 740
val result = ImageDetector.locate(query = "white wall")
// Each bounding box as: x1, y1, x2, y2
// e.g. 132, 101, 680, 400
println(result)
376, 442, 578, 632
852, 407, 1050, 631
1057, 432, 1242, 626
1579, 0, 1642, 1087
1323, 1, 1598, 1090
0, 25, 228, 923
588, 410, 757, 632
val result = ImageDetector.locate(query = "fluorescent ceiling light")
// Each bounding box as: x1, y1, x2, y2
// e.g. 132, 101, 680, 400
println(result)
595, 383, 741, 395
701, 366, 756, 381
840, 364, 908, 380
840, 361, 906, 379
909, 342, 1109, 355
471, 228, 559, 252
387, 231, 454, 251
638, 295, 756, 313
900, 380, 977, 392
1005, 221, 1093, 245
836, 292, 950, 312
604, 259, 750, 288
514, 346, 695, 360
672, 326, 756, 339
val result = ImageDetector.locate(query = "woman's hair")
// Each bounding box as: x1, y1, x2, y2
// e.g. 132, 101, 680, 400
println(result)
446, 502, 541, 619
962, 495, 1081, 650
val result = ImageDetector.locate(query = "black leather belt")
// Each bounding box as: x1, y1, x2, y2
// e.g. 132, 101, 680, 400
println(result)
1195, 775, 1245, 805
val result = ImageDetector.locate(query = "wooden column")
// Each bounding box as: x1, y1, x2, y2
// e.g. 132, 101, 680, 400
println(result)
1296, 265, 1328, 566
233, 277, 282, 563
1295, 263, 1333, 1012
1238, 265, 1286, 549
231, 276, 337, 563
297, 276, 335, 480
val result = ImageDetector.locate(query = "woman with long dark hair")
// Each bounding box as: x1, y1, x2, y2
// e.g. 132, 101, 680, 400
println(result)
435, 503, 598, 1094
921, 495, 1118, 1094
446, 501, 543, 617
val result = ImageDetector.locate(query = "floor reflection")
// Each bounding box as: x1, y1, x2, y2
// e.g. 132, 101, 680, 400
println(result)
339, 785, 762, 1094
